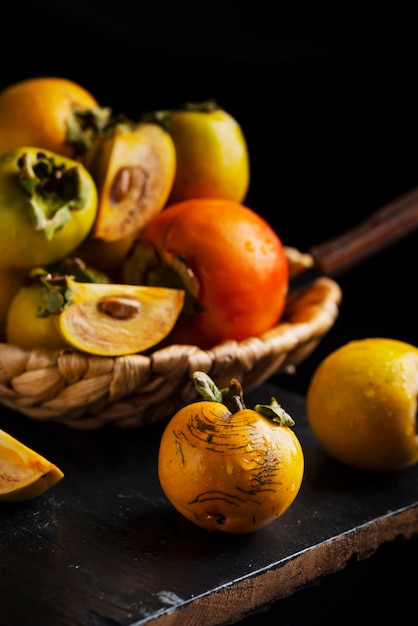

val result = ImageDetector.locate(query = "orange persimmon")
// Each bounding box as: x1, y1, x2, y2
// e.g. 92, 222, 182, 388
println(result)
121, 198, 289, 349
158, 372, 304, 533
0, 76, 109, 158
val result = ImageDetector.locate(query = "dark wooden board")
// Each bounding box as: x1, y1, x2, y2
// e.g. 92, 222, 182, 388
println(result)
1, 383, 417, 626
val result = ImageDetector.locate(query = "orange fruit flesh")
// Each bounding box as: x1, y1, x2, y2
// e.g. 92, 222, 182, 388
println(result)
0, 429, 64, 501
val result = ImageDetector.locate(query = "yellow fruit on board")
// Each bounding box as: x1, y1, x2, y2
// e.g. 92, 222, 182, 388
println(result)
0, 429, 64, 501
158, 372, 304, 533
306, 338, 418, 472
55, 278, 185, 356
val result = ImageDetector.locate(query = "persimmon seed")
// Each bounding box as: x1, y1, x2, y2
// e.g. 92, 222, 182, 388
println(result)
98, 296, 141, 320
111, 166, 147, 203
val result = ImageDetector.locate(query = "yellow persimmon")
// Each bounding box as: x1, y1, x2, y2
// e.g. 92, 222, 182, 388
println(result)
306, 338, 418, 472
143, 100, 249, 204
158, 372, 304, 533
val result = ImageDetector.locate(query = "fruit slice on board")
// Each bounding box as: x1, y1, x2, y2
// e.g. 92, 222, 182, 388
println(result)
55, 278, 185, 356
0, 429, 64, 502
86, 122, 176, 241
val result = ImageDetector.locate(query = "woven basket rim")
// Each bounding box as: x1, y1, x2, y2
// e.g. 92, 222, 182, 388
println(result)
0, 247, 342, 429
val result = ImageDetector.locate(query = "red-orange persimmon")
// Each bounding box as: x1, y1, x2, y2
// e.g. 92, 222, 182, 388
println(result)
122, 198, 289, 349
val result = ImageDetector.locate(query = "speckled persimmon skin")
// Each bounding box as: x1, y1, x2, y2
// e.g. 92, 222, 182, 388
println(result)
158, 400, 304, 533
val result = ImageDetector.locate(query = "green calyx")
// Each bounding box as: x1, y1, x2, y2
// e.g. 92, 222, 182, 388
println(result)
29, 257, 110, 318
181, 99, 219, 113
17, 151, 91, 240
254, 398, 295, 427
124, 240, 201, 316
140, 99, 220, 130
191, 371, 295, 426
28, 267, 68, 318
67, 105, 112, 156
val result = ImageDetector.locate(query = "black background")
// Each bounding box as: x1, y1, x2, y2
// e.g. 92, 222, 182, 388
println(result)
2, 6, 418, 624
4, 5, 418, 252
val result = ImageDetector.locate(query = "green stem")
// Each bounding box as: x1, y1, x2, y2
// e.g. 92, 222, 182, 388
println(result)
191, 370, 295, 426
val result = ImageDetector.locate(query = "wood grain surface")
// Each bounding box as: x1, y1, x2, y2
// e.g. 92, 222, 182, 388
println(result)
1, 385, 417, 626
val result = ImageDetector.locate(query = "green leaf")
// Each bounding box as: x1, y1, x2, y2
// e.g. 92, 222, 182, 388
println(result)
255, 397, 295, 426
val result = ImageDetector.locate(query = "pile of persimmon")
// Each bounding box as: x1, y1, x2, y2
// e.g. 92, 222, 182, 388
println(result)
0, 76, 289, 355
0, 77, 301, 527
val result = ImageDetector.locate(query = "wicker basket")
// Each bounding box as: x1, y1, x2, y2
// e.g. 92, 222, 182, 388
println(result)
0, 248, 342, 429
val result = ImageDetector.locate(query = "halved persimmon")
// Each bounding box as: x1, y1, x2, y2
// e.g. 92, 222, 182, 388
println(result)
85, 121, 176, 241
55, 278, 185, 356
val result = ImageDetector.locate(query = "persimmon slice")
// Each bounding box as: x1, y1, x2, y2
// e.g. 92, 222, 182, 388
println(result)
0, 429, 64, 502
55, 278, 185, 356
87, 122, 176, 241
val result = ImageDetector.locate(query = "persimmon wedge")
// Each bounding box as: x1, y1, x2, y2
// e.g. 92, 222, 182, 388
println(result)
86, 122, 176, 241
0, 429, 64, 502
55, 278, 185, 356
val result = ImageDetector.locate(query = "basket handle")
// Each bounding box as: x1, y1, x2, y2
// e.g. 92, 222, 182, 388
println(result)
309, 185, 418, 277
